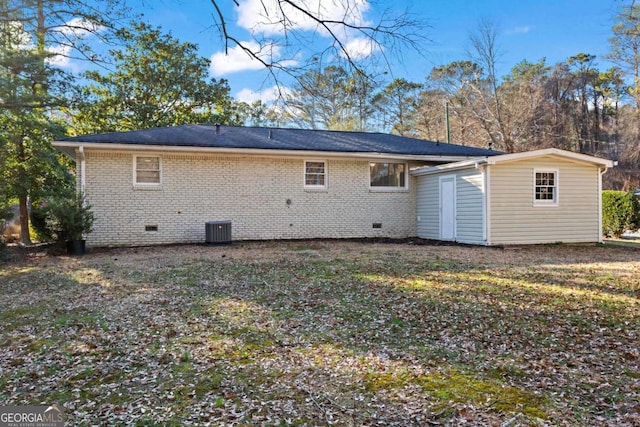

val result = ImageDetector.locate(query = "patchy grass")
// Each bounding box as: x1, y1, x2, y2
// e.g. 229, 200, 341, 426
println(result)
0, 241, 638, 426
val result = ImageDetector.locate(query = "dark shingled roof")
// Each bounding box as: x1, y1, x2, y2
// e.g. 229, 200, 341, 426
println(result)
57, 124, 500, 157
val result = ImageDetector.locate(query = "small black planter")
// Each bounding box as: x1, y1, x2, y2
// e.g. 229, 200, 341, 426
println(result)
66, 240, 86, 256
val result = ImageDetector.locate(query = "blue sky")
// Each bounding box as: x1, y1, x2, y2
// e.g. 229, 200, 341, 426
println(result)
115, 0, 620, 102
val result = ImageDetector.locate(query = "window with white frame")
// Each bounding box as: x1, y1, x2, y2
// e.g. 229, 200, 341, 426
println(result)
534, 169, 558, 205
370, 162, 406, 188
134, 156, 161, 185
304, 160, 327, 188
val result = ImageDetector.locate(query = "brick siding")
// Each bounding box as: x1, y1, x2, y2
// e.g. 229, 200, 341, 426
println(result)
82, 150, 418, 246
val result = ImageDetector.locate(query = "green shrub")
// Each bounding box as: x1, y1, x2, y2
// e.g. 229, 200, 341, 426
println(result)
43, 191, 95, 242
602, 190, 640, 238
30, 201, 54, 242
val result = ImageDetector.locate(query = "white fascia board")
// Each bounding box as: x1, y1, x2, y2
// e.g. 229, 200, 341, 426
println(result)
485, 148, 615, 168
51, 141, 477, 163
410, 157, 488, 176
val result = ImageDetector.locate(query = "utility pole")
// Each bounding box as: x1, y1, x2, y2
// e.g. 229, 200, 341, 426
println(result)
445, 102, 451, 144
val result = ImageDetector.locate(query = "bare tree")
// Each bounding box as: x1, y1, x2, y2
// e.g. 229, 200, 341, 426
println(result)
208, 0, 426, 92
467, 19, 515, 152
421, 61, 486, 145
285, 65, 377, 130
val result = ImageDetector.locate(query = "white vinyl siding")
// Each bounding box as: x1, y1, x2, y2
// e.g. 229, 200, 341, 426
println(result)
455, 169, 485, 245
489, 157, 601, 245
415, 167, 485, 245
416, 174, 440, 239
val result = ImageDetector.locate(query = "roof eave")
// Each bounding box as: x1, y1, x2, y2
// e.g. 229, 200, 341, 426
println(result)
485, 148, 615, 167
51, 140, 486, 163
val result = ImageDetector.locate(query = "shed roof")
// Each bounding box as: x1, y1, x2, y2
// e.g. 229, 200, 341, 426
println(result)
54, 124, 500, 160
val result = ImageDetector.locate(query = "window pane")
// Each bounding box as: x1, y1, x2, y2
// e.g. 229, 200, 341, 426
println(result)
535, 171, 556, 202
306, 162, 324, 174
136, 156, 160, 184
306, 175, 325, 186
547, 174, 554, 185
137, 171, 160, 183
305, 161, 325, 186
370, 162, 405, 187
137, 157, 159, 171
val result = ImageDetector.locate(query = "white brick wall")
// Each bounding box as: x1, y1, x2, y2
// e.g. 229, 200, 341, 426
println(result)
82, 150, 418, 246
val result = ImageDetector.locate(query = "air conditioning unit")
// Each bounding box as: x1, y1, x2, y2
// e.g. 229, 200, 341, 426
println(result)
205, 221, 232, 244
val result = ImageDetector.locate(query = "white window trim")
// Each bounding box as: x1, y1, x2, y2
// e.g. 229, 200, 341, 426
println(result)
133, 155, 163, 189
304, 159, 328, 190
533, 168, 559, 207
369, 161, 409, 192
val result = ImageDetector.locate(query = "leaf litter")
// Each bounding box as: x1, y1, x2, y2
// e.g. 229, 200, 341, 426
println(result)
0, 241, 638, 426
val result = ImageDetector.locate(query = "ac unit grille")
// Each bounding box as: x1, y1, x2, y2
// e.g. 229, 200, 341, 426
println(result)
205, 221, 232, 244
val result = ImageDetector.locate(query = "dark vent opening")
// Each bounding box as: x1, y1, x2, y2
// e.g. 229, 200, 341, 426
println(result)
145, 225, 158, 232
372, 223, 382, 229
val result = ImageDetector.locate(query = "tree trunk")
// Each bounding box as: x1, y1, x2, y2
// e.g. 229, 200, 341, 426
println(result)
19, 196, 32, 245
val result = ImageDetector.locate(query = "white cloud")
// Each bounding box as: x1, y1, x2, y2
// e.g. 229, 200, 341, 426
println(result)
235, 85, 288, 103
210, 42, 265, 76
210, 40, 297, 76
340, 37, 379, 60
55, 17, 105, 38
506, 26, 532, 35
236, 0, 370, 36
212, 1, 378, 76
45, 18, 104, 71
46, 44, 73, 68
210, 41, 273, 75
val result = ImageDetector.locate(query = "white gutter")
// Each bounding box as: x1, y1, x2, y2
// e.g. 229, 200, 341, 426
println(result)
411, 157, 488, 176
598, 165, 608, 244
78, 145, 86, 193
52, 141, 483, 163
597, 161, 617, 243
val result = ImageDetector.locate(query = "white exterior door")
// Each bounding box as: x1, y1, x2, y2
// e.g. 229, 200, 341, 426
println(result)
440, 176, 456, 240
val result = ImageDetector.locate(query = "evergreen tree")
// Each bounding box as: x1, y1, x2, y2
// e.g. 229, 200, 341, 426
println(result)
72, 22, 239, 134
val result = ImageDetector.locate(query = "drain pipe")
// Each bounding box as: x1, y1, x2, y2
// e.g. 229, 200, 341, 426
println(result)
78, 146, 86, 193
598, 162, 616, 243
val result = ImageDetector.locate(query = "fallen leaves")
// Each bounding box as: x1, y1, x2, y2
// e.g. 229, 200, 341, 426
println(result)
0, 241, 638, 426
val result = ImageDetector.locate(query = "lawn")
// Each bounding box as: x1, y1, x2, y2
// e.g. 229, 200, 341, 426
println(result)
0, 241, 638, 426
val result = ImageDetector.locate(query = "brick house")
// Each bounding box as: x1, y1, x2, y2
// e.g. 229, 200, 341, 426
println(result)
53, 124, 613, 247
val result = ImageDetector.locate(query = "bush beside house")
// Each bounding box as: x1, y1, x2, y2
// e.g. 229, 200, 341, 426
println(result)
32, 191, 94, 253
602, 190, 640, 238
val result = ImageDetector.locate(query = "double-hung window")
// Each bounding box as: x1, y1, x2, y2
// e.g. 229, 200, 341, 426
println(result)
304, 160, 327, 189
134, 156, 162, 186
534, 169, 558, 206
